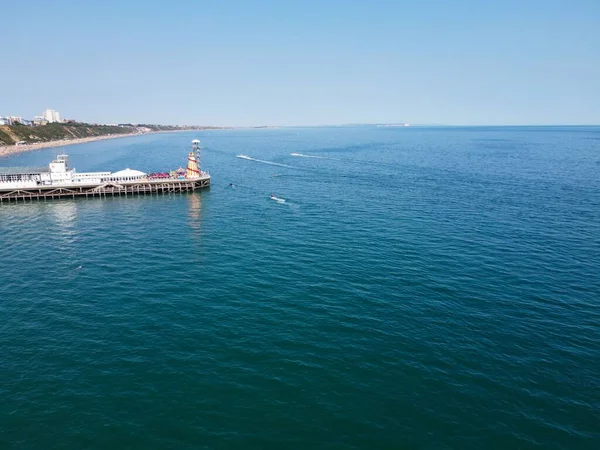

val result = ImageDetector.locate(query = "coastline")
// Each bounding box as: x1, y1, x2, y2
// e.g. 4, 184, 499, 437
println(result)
0, 132, 155, 159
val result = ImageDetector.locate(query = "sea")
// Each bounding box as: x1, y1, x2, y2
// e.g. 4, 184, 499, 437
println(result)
1, 126, 599, 449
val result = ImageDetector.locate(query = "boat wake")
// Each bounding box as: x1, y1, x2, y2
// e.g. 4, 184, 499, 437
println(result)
237, 154, 294, 168
290, 152, 338, 160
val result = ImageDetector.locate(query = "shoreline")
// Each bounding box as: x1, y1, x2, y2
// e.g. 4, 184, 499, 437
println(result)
0, 132, 157, 159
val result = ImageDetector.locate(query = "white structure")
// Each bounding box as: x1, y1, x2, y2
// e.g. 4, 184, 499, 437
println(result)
0, 154, 148, 190
0, 116, 27, 125
42, 109, 61, 123
4, 116, 23, 125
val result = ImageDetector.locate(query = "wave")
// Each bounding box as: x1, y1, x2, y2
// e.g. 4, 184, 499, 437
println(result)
237, 154, 295, 168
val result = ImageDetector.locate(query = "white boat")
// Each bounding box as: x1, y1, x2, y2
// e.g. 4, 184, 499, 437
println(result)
269, 194, 285, 203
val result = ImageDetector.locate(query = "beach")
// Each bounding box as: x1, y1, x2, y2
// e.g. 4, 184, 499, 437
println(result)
0, 132, 153, 158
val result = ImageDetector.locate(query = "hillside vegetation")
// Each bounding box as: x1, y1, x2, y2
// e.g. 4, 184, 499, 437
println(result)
0, 123, 223, 146
0, 123, 142, 145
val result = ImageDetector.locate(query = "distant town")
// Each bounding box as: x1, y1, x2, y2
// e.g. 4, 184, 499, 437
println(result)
0, 108, 155, 130
1, 108, 63, 126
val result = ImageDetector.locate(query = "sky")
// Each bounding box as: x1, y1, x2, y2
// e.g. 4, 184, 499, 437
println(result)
1, 0, 599, 126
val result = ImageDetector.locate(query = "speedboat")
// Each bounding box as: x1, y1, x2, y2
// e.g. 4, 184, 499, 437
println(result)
269, 194, 285, 203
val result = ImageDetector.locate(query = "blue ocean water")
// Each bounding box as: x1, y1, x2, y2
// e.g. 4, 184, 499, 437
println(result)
1, 126, 599, 449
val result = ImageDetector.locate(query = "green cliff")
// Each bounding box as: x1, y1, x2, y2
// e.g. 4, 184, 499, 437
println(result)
0, 123, 225, 146
0, 123, 140, 145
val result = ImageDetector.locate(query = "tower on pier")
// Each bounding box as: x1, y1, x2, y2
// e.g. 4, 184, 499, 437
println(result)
186, 140, 201, 178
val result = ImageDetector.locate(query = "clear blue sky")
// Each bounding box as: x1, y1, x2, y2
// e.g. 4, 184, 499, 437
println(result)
2, 0, 599, 126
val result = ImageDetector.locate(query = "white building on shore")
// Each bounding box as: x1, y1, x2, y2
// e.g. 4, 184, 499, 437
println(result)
42, 109, 61, 123
1, 116, 23, 125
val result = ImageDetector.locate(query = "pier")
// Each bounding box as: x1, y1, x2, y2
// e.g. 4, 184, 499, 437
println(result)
0, 177, 210, 203
0, 139, 211, 203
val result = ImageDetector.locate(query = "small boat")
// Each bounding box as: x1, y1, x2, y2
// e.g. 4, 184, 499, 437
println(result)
269, 194, 285, 203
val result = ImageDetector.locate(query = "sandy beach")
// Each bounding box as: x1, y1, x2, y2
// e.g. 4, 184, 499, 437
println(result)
0, 132, 153, 158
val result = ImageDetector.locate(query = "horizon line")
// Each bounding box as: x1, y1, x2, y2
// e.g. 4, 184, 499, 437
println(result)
218, 123, 600, 128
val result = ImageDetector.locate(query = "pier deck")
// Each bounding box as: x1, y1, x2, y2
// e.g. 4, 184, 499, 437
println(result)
0, 177, 210, 203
